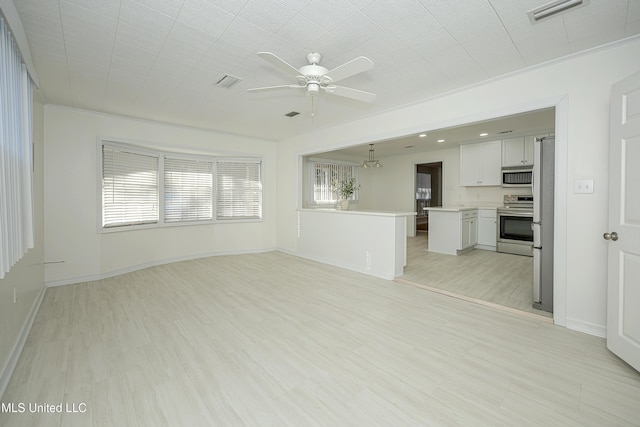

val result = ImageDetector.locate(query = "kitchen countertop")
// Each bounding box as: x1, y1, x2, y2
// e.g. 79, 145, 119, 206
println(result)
424, 206, 499, 212
298, 208, 416, 217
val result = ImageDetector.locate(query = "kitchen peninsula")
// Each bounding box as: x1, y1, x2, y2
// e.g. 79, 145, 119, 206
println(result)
296, 209, 416, 279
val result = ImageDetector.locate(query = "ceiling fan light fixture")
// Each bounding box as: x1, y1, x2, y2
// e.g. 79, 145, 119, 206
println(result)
307, 83, 320, 95
528, 0, 588, 23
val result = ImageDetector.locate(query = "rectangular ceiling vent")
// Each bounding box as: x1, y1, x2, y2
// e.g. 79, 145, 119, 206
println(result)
285, 111, 300, 117
528, 0, 588, 24
216, 74, 242, 89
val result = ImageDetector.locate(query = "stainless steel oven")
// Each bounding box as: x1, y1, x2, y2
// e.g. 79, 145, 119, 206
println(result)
497, 195, 533, 256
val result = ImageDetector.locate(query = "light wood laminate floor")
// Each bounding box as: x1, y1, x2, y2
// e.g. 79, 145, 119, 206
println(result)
2, 252, 639, 426
401, 234, 550, 318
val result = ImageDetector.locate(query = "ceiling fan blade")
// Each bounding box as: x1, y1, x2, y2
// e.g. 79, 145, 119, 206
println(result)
257, 52, 301, 78
324, 85, 376, 102
246, 85, 304, 93
323, 56, 373, 84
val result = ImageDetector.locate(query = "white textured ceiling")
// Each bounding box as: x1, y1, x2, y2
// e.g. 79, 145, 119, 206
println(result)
12, 0, 640, 141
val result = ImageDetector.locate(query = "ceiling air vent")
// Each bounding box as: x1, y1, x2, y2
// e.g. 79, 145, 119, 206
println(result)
497, 130, 513, 134
528, 0, 588, 23
216, 74, 242, 89
285, 111, 300, 117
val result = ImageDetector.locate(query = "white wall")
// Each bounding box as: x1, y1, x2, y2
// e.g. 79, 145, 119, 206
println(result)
44, 106, 277, 286
0, 94, 45, 396
277, 38, 640, 336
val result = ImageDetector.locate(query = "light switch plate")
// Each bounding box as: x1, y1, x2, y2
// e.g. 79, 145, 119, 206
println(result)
574, 179, 594, 194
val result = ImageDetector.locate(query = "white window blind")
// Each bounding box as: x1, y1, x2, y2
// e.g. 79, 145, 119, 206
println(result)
164, 157, 213, 222
216, 160, 262, 220
0, 18, 34, 279
309, 160, 358, 206
102, 145, 159, 228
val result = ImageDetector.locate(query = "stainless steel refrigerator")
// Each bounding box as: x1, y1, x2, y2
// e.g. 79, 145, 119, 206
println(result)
532, 136, 554, 312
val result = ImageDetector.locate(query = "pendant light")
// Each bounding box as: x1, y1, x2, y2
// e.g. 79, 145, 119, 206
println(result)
361, 144, 382, 168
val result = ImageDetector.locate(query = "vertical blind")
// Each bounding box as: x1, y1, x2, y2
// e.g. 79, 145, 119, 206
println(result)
216, 160, 262, 220
0, 18, 34, 279
102, 145, 159, 228
164, 157, 213, 222
309, 160, 358, 205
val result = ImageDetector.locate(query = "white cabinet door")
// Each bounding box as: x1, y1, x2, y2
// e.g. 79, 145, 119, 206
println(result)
503, 134, 548, 166
460, 141, 501, 186
460, 144, 482, 186
481, 141, 502, 185
461, 218, 471, 249
469, 218, 478, 247
459, 211, 478, 249
477, 217, 496, 247
524, 136, 535, 165
502, 137, 526, 167
477, 208, 497, 248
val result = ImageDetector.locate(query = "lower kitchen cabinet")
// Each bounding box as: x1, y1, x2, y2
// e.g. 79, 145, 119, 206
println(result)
476, 208, 497, 250
461, 210, 478, 249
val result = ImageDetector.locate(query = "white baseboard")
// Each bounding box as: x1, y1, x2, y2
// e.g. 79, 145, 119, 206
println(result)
45, 247, 277, 287
565, 318, 607, 338
276, 248, 395, 280
0, 286, 46, 400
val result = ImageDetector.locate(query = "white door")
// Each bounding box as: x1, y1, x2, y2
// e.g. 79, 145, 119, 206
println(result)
607, 71, 640, 372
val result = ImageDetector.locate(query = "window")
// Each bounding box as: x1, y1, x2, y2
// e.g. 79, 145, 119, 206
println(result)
164, 157, 213, 222
102, 145, 159, 228
306, 159, 359, 207
0, 18, 35, 279
100, 141, 262, 229
216, 160, 262, 220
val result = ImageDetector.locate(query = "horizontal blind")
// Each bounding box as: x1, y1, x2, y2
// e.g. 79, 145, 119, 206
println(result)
216, 160, 262, 220
102, 145, 159, 227
164, 157, 213, 222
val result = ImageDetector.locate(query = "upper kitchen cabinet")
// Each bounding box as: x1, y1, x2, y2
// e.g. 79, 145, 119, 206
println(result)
502, 134, 548, 167
460, 140, 501, 186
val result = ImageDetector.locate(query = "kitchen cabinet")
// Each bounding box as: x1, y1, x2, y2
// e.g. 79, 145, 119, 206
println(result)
476, 208, 497, 250
427, 208, 477, 255
461, 210, 478, 249
502, 134, 548, 167
460, 140, 501, 186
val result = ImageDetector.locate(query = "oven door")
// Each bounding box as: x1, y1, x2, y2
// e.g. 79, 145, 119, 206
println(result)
497, 209, 533, 256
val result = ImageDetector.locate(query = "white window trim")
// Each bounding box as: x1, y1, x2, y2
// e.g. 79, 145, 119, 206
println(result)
98, 140, 263, 233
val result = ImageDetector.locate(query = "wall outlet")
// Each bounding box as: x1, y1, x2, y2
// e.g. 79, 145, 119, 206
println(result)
574, 179, 594, 194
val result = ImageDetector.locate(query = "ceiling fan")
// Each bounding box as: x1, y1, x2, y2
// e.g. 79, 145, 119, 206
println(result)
247, 52, 376, 103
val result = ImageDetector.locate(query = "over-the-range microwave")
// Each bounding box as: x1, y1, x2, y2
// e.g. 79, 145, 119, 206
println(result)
502, 166, 533, 187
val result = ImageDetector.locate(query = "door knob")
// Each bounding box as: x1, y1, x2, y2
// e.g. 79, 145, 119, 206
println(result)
603, 232, 619, 241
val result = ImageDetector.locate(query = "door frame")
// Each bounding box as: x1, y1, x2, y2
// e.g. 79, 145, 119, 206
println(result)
414, 161, 443, 234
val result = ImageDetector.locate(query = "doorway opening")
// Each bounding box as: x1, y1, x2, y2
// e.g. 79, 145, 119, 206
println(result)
415, 162, 442, 235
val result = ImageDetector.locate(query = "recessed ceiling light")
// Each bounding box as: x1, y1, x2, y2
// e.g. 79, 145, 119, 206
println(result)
419, 133, 427, 138
437, 139, 445, 143
479, 132, 489, 137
